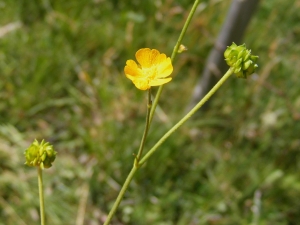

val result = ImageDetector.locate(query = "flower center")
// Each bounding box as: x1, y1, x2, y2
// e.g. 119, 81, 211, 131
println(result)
142, 66, 157, 81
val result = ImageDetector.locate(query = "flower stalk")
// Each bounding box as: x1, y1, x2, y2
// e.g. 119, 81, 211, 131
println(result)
104, 68, 234, 225
38, 167, 46, 225
149, 0, 200, 123
135, 88, 152, 165
24, 139, 57, 225
103, 166, 138, 225
140, 68, 234, 164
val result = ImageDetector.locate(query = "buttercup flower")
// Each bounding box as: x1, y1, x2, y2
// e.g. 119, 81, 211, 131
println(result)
124, 48, 173, 90
224, 43, 258, 78
24, 139, 57, 169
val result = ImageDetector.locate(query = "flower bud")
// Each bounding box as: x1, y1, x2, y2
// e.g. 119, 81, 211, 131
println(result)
224, 43, 258, 78
24, 139, 57, 169
177, 44, 188, 53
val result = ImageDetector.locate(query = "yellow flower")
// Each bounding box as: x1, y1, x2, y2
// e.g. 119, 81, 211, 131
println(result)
124, 48, 173, 90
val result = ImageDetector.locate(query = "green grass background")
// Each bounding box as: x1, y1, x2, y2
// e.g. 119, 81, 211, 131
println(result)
1, 0, 300, 224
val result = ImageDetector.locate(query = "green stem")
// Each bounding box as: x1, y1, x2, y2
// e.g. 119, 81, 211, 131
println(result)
149, 0, 200, 124
104, 1, 201, 223
104, 91, 151, 224
140, 68, 233, 165
103, 68, 233, 225
135, 89, 152, 165
38, 167, 45, 225
103, 166, 138, 225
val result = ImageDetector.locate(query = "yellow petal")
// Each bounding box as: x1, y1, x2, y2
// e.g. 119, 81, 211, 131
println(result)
136, 48, 160, 68
125, 59, 138, 68
156, 58, 173, 78
149, 77, 172, 86
132, 78, 150, 90
125, 74, 138, 81
124, 60, 144, 78
152, 53, 167, 64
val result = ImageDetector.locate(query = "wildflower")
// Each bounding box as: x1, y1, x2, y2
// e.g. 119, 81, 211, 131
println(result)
124, 48, 173, 90
224, 43, 258, 78
24, 139, 57, 169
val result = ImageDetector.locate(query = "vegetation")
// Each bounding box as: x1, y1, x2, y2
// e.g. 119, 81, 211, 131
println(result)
1, 0, 300, 224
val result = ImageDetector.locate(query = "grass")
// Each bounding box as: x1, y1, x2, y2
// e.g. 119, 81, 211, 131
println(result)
1, 0, 300, 224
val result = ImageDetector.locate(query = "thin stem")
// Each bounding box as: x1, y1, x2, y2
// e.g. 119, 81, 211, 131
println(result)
103, 166, 138, 225
38, 167, 45, 225
149, 0, 200, 124
104, 91, 151, 224
104, 1, 201, 223
140, 68, 233, 165
135, 89, 152, 165
103, 68, 233, 225
149, 86, 163, 124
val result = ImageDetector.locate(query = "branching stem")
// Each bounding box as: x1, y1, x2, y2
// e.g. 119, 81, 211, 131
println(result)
103, 68, 233, 224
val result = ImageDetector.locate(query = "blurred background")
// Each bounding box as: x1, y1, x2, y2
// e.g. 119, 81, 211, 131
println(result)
1, 0, 300, 224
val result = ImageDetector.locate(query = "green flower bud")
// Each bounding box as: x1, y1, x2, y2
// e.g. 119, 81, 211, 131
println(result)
224, 43, 258, 78
24, 139, 57, 169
